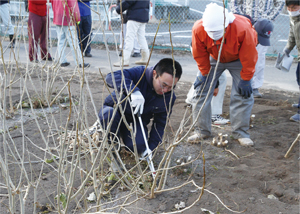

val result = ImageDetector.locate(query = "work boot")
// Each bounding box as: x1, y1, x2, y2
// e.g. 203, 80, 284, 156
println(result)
135, 49, 149, 65
238, 138, 254, 146
253, 88, 262, 98
8, 35, 15, 48
187, 132, 210, 144
114, 49, 130, 67
290, 113, 300, 122
60, 62, 70, 67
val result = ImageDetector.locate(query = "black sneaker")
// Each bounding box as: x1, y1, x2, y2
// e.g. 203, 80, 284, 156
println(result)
79, 63, 90, 68
131, 52, 141, 57
43, 57, 53, 61
60, 62, 70, 67
8, 43, 14, 48
85, 53, 92, 57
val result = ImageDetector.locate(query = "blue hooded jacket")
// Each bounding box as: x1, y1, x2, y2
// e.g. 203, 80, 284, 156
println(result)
104, 65, 176, 150
116, 0, 149, 23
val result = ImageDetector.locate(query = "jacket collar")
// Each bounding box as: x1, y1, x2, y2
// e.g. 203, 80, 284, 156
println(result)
145, 66, 154, 89
291, 14, 300, 25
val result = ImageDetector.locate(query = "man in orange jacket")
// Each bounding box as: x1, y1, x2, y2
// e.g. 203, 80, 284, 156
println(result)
188, 3, 258, 146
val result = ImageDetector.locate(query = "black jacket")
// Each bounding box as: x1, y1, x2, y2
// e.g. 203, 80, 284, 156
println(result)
117, 0, 128, 23
0, 0, 9, 5
116, 0, 149, 23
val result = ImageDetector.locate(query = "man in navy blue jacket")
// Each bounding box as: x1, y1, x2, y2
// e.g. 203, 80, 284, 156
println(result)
78, 0, 92, 57
113, 0, 150, 67
99, 58, 182, 155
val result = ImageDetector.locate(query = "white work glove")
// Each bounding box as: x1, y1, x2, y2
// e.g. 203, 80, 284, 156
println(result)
130, 90, 144, 115
112, 10, 118, 17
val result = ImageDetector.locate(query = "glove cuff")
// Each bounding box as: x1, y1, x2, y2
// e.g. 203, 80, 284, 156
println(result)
284, 48, 291, 56
240, 79, 250, 83
131, 90, 142, 96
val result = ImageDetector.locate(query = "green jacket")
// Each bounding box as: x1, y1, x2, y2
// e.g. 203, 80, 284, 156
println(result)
285, 15, 300, 62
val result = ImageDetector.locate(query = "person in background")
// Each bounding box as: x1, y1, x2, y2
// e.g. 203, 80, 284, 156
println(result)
278, 0, 300, 122
113, 0, 150, 67
51, 0, 90, 67
0, 0, 15, 48
188, 3, 258, 146
116, 0, 141, 58
27, 0, 53, 62
99, 58, 182, 156
77, 0, 93, 57
230, 0, 285, 98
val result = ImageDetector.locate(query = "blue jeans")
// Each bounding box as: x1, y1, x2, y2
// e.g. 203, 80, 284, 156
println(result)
78, 15, 92, 54
56, 25, 83, 64
0, 3, 14, 35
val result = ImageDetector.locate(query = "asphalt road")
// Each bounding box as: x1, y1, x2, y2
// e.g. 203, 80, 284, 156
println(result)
1, 40, 298, 92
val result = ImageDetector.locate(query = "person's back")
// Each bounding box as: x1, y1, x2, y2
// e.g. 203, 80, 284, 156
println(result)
114, 0, 150, 66
51, 0, 80, 26
120, 0, 150, 23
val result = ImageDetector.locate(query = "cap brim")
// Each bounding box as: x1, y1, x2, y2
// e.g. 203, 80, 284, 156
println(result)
258, 35, 270, 46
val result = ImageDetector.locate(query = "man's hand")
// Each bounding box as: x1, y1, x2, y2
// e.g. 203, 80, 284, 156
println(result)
130, 91, 145, 115
213, 88, 219, 96
276, 49, 291, 69
194, 75, 207, 89
238, 80, 252, 98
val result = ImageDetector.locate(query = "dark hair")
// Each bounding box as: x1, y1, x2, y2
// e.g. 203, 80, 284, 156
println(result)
154, 58, 182, 80
234, 13, 254, 25
286, 0, 300, 6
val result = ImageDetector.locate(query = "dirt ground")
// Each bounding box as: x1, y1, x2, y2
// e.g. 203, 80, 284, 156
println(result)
0, 64, 299, 214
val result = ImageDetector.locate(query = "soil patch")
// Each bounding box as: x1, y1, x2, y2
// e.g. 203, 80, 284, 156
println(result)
0, 64, 299, 213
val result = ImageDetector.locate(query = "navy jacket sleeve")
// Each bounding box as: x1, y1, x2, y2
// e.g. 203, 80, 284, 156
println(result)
105, 66, 145, 94
116, 0, 136, 14
148, 96, 175, 151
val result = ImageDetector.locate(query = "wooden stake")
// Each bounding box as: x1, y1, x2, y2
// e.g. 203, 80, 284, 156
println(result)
284, 133, 300, 158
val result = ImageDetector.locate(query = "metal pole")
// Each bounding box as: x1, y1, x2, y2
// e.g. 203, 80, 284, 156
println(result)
137, 113, 156, 178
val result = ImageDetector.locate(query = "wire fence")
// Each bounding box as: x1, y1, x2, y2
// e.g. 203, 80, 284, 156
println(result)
0, 0, 297, 57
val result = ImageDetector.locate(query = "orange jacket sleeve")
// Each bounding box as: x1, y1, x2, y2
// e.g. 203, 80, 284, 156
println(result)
192, 20, 211, 76
237, 23, 258, 81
